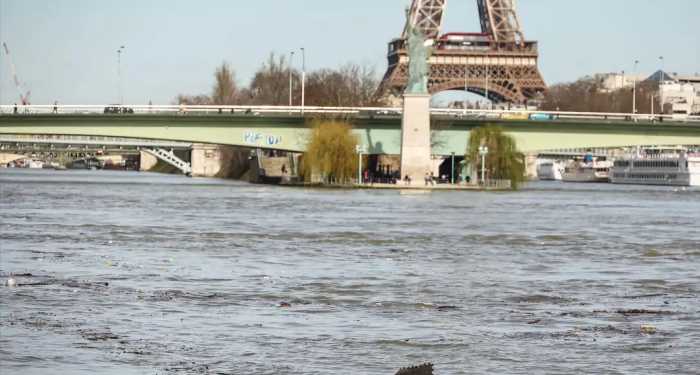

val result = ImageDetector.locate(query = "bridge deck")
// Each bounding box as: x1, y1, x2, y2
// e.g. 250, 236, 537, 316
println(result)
2, 106, 699, 155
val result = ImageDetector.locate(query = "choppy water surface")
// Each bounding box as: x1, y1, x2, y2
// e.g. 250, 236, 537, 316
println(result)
1, 169, 699, 374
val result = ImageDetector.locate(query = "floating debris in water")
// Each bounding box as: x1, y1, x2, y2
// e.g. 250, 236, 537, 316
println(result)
640, 324, 657, 334
395, 362, 433, 375
614, 309, 674, 316
436, 305, 458, 311
6, 278, 17, 287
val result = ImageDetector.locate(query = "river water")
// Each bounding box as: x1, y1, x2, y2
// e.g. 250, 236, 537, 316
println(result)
1, 169, 698, 374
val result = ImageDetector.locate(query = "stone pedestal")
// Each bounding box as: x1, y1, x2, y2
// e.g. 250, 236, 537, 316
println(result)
400, 94, 432, 185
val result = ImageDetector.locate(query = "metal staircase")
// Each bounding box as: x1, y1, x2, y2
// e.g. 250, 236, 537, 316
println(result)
142, 148, 192, 175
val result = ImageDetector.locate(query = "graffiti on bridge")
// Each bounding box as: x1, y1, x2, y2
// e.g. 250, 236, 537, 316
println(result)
244, 131, 282, 147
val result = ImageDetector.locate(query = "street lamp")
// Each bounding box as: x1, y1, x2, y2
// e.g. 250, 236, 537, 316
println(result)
451, 151, 455, 184
632, 59, 639, 117
356, 145, 364, 184
478, 145, 489, 184
117, 45, 125, 105
289, 51, 295, 108
300, 47, 306, 115
657, 56, 664, 117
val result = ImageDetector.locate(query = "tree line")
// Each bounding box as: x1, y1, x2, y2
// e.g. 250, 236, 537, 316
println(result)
541, 76, 661, 114
177, 57, 666, 114
176, 53, 385, 107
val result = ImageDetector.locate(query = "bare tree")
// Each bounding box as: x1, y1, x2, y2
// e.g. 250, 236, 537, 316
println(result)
212, 62, 237, 105
542, 76, 660, 114
174, 94, 211, 105
304, 64, 384, 107
174, 55, 385, 108
249, 53, 297, 105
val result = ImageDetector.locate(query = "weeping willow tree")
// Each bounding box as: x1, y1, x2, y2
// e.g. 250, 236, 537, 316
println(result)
301, 120, 359, 184
466, 125, 525, 190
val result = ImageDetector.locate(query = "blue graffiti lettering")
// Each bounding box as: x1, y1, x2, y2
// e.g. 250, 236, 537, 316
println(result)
244, 131, 282, 146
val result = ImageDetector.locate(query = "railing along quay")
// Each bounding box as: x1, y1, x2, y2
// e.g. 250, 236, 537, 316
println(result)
0, 134, 191, 149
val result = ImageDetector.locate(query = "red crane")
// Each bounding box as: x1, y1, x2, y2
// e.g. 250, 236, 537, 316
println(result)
2, 42, 31, 105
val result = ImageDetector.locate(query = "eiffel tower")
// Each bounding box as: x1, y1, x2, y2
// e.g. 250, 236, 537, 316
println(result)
379, 0, 547, 104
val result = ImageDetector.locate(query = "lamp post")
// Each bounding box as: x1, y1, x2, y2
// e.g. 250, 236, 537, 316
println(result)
300, 47, 306, 115
632, 60, 639, 117
289, 51, 295, 108
657, 56, 664, 117
451, 152, 455, 184
621, 70, 625, 87
356, 145, 364, 184
478, 145, 489, 184
117, 45, 125, 105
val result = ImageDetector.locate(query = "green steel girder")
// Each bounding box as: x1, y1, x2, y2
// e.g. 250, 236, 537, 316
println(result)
1, 114, 699, 156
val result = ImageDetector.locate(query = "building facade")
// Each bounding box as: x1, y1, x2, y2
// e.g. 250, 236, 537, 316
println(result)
660, 75, 700, 115
596, 72, 645, 92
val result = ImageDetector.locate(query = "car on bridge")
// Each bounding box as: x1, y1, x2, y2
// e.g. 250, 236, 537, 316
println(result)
501, 112, 529, 120
529, 113, 555, 121
103, 106, 134, 114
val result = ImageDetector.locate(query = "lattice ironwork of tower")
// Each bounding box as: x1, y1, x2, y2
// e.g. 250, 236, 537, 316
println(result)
379, 0, 547, 104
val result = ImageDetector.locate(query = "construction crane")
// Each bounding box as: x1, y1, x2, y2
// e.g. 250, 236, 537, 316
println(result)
2, 42, 31, 105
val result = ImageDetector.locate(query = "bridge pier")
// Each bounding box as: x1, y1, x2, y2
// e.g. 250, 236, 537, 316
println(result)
139, 151, 158, 171
400, 94, 433, 185
191, 143, 223, 177
525, 153, 539, 180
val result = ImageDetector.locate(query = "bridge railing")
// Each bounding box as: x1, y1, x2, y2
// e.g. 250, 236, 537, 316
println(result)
430, 108, 700, 123
1, 104, 699, 124
0, 104, 400, 116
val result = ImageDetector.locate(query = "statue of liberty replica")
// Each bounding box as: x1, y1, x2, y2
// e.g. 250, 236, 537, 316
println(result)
400, 12, 434, 185
404, 21, 433, 94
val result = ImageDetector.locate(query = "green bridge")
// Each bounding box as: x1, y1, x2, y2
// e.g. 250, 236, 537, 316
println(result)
2, 112, 700, 155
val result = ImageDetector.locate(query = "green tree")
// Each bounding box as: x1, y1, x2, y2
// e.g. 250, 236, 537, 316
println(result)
301, 120, 358, 184
466, 125, 525, 190
212, 62, 237, 105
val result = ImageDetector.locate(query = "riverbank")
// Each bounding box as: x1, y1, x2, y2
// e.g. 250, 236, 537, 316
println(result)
354, 182, 511, 191
278, 179, 512, 191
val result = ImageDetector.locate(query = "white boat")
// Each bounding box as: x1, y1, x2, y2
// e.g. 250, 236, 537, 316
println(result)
611, 147, 700, 186
537, 159, 565, 180
27, 159, 44, 169
562, 157, 612, 183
